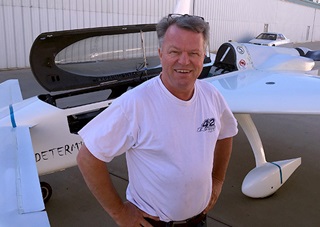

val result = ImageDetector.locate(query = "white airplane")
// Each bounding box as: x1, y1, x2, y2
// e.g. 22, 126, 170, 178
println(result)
1, 0, 320, 226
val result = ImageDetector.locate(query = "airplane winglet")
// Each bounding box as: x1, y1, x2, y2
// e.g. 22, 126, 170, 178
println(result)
173, 0, 192, 14
0, 80, 23, 109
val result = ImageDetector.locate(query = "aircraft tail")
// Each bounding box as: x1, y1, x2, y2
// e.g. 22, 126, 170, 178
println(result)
0, 79, 23, 109
173, 0, 192, 14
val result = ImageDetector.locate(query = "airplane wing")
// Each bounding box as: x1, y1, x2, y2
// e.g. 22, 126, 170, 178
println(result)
0, 127, 50, 226
206, 69, 320, 114
0, 81, 50, 226
205, 42, 320, 115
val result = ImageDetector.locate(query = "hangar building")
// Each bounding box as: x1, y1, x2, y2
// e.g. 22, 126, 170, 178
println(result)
0, 0, 319, 69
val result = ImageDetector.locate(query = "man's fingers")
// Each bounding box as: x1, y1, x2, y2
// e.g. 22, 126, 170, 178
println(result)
141, 210, 160, 221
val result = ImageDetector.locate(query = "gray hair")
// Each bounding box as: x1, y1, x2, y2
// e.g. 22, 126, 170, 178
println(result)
156, 14, 210, 50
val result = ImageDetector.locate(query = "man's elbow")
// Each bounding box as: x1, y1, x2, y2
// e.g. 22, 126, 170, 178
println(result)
77, 144, 90, 167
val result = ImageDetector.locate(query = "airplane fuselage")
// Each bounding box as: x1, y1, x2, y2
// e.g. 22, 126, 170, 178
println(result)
0, 95, 112, 175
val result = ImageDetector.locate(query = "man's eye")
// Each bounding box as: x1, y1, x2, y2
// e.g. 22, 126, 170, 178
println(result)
170, 50, 179, 54
190, 52, 200, 56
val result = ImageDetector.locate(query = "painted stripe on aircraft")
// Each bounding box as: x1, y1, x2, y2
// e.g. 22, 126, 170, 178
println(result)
9, 104, 17, 128
271, 162, 283, 184
220, 47, 230, 62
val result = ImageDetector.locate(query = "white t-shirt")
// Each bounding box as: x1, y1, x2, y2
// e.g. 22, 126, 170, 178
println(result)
79, 76, 238, 222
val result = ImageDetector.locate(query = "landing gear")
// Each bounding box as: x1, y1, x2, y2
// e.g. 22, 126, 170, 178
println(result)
235, 114, 301, 198
40, 181, 52, 203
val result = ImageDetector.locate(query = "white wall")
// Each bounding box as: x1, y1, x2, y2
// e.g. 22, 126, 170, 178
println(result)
0, 0, 319, 69
0, 0, 177, 69
193, 0, 320, 51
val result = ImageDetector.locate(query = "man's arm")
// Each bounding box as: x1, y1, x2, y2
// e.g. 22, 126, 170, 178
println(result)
76, 144, 156, 227
203, 137, 233, 214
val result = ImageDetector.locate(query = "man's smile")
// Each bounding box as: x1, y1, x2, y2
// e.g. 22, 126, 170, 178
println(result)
175, 69, 192, 73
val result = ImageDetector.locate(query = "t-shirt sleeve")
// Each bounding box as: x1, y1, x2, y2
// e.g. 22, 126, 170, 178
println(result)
78, 99, 136, 162
217, 93, 238, 140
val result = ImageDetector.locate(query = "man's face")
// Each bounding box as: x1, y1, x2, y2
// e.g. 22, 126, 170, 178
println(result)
158, 24, 205, 100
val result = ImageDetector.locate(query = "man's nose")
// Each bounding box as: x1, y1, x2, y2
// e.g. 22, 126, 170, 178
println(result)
178, 52, 190, 65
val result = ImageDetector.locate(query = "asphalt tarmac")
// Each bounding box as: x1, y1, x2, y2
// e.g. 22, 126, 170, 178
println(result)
1, 41, 320, 227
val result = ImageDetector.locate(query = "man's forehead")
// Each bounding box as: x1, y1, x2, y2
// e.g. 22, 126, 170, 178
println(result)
163, 25, 205, 51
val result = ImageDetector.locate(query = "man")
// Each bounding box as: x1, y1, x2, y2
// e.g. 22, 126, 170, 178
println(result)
77, 14, 238, 227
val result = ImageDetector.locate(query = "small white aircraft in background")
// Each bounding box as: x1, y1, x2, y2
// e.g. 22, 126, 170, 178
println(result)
1, 0, 320, 226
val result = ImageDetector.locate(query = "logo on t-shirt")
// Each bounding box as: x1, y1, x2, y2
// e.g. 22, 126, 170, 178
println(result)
197, 118, 215, 132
